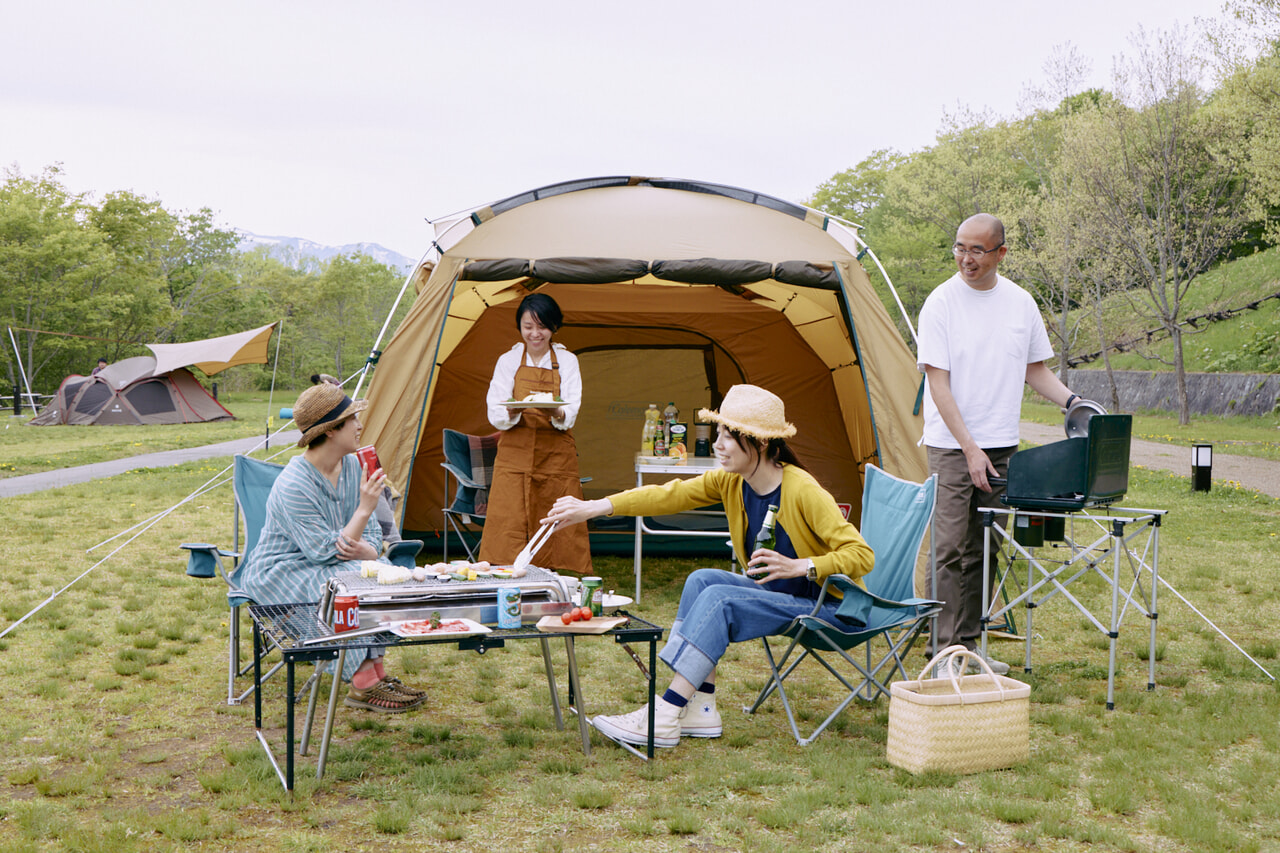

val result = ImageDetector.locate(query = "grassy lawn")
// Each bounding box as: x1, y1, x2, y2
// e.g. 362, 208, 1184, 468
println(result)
0, 394, 289, 478
1, 422, 1278, 851
1022, 401, 1280, 463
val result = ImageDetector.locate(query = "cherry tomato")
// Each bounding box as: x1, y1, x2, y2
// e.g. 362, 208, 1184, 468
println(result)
560, 611, 574, 625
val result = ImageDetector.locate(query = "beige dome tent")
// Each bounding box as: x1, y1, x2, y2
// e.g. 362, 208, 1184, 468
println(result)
360, 177, 926, 544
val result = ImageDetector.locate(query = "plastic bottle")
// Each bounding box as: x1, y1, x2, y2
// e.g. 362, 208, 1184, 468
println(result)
662, 401, 679, 450
641, 403, 659, 455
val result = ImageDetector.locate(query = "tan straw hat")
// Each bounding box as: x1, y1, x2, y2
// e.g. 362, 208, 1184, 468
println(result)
293, 383, 367, 448
697, 385, 796, 440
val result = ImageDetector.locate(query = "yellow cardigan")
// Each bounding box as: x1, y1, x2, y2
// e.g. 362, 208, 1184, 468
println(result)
607, 464, 874, 592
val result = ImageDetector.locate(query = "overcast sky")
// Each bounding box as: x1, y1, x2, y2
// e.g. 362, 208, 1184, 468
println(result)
3, 0, 1228, 258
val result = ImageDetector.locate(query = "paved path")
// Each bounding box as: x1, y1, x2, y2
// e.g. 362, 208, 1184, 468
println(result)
1018, 421, 1280, 499
0, 430, 301, 498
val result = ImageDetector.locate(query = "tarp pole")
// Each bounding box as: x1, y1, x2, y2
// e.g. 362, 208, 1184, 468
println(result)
351, 250, 431, 400
6, 326, 39, 415
265, 320, 284, 450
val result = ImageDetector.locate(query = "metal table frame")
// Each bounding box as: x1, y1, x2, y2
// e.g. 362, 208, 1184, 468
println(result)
632, 455, 726, 602
979, 505, 1166, 709
249, 603, 663, 790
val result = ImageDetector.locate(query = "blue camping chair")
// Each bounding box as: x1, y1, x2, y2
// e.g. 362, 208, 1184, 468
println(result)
744, 464, 941, 745
181, 455, 287, 705
181, 454, 423, 705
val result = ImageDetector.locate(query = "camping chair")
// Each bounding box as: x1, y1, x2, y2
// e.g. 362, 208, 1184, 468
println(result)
744, 464, 941, 746
441, 428, 499, 561
180, 454, 287, 705
181, 455, 424, 705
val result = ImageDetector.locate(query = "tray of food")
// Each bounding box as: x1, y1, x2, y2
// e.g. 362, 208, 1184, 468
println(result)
387, 616, 491, 638
505, 393, 563, 409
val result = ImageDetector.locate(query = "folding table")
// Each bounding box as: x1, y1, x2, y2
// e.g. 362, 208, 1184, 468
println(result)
248, 603, 664, 790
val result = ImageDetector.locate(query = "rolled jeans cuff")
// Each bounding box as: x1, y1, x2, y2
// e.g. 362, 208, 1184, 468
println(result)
658, 619, 717, 689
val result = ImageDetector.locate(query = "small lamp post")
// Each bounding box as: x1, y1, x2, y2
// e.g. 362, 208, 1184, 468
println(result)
1192, 444, 1213, 492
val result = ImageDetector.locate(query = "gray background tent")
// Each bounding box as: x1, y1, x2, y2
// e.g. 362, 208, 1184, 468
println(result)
28, 323, 277, 426
29, 357, 233, 425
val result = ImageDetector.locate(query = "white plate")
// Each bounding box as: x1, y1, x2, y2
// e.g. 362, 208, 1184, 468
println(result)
602, 594, 633, 612
504, 400, 563, 409
387, 617, 492, 638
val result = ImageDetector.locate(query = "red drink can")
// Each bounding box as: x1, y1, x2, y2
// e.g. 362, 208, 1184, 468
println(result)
333, 594, 360, 632
356, 445, 381, 475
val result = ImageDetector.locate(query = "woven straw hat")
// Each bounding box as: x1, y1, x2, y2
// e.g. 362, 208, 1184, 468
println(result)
294, 383, 367, 448
697, 385, 796, 440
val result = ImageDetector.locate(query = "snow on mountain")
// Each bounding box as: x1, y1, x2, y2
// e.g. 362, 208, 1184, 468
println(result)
236, 231, 417, 275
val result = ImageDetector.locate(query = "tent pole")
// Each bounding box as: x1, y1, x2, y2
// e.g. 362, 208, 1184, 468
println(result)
351, 250, 431, 400
6, 326, 39, 416
858, 244, 919, 349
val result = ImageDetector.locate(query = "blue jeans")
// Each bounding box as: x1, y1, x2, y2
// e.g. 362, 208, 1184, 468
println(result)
658, 568, 856, 688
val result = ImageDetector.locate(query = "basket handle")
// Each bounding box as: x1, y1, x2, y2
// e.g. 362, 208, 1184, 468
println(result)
917, 644, 1007, 701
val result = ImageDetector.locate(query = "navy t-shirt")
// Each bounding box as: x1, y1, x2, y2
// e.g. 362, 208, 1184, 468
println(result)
743, 482, 815, 597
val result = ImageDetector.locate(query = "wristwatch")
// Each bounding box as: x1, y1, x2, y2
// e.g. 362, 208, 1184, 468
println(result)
805, 559, 818, 583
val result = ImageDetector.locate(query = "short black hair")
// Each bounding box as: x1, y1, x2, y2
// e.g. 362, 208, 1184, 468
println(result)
516, 293, 563, 333
98, 357, 108, 364
310, 374, 322, 385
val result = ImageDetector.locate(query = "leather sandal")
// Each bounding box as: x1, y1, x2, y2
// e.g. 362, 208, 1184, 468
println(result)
344, 680, 425, 713
381, 676, 428, 701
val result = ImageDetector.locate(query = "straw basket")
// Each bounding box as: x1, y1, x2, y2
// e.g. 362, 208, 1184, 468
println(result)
886, 645, 1030, 774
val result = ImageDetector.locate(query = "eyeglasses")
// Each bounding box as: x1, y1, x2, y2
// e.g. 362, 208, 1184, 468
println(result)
952, 243, 1004, 258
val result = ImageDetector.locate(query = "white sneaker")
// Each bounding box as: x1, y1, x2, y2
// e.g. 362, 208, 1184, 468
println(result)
967, 650, 1010, 675
680, 691, 722, 738
592, 696, 682, 748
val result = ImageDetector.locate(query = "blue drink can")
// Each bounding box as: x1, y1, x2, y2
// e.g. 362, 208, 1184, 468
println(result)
498, 586, 522, 629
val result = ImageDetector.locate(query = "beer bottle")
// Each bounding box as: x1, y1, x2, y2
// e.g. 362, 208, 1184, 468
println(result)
754, 504, 778, 551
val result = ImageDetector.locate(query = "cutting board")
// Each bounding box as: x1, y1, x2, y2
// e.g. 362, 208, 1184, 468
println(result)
536, 614, 629, 634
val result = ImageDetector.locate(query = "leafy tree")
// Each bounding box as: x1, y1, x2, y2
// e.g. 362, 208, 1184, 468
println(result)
86, 191, 180, 355
1063, 26, 1253, 424
159, 207, 245, 343
286, 252, 401, 386
1002, 45, 1101, 380
0, 165, 114, 391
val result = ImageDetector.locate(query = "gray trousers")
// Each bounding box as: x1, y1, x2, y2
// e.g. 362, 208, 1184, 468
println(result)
927, 445, 1016, 652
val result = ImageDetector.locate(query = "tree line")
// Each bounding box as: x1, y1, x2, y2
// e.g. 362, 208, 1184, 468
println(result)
4, 4, 1276, 425
0, 164, 410, 399
809, 3, 1280, 424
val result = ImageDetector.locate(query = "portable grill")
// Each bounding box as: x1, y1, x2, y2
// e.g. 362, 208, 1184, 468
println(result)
992, 414, 1133, 512
318, 564, 573, 630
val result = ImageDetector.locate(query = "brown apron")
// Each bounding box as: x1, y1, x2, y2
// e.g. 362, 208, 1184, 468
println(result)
479, 346, 593, 574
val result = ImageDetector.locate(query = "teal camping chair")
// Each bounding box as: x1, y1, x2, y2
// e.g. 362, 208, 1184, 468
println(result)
440, 429, 499, 561
181, 454, 287, 705
181, 454, 423, 705
745, 464, 941, 745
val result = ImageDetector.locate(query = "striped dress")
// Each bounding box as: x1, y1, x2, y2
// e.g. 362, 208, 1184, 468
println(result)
236, 453, 384, 680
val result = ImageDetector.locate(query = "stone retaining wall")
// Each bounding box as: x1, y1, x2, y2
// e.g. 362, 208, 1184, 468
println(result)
1066, 370, 1280, 416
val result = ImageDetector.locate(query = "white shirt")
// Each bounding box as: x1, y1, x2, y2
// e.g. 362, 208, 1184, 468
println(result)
917, 273, 1054, 449
485, 342, 582, 431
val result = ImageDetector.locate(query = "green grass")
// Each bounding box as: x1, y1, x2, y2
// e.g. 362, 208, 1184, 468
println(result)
1023, 401, 1280, 462
0, 393, 294, 478
1, 420, 1279, 850
1074, 244, 1280, 374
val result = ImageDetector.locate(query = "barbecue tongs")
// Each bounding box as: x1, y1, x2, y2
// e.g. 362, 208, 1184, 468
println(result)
513, 521, 557, 575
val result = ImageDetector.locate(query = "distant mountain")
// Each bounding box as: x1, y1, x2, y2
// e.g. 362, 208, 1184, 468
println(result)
236, 231, 417, 275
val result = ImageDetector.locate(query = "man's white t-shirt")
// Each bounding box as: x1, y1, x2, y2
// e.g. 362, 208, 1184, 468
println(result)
916, 273, 1054, 449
